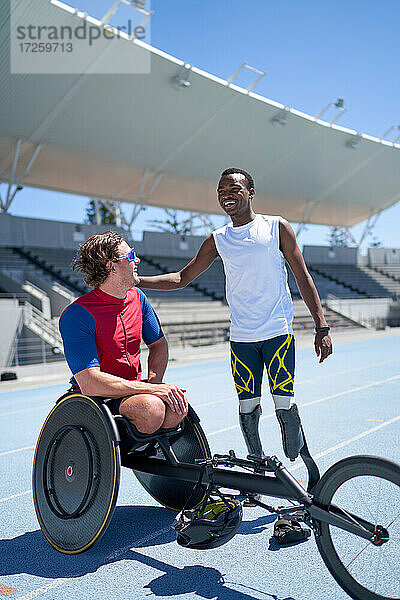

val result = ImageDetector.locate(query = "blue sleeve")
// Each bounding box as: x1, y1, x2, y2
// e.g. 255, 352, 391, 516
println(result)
59, 304, 100, 375
138, 289, 164, 345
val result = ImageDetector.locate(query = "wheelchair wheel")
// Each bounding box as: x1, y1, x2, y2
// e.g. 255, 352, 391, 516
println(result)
313, 456, 400, 600
33, 393, 120, 554
131, 409, 211, 511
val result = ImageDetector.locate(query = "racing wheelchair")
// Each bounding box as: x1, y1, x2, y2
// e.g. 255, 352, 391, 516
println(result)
33, 391, 400, 600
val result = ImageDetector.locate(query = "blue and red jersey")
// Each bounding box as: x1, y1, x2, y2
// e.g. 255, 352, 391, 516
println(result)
59, 287, 163, 381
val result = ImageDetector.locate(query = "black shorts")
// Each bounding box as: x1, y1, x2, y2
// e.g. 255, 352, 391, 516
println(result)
105, 397, 124, 415
230, 334, 295, 400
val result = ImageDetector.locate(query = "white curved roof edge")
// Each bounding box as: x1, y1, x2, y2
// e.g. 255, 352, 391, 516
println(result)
51, 0, 399, 150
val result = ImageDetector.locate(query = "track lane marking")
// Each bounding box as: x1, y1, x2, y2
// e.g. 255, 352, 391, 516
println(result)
2, 374, 399, 460
178, 356, 400, 385
195, 358, 400, 409
208, 374, 400, 436
0, 358, 398, 419
0, 490, 31, 503
0, 446, 34, 457
290, 414, 400, 472
0, 583, 18, 596
0, 404, 51, 418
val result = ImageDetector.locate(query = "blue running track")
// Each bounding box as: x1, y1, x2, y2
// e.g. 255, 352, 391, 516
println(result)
0, 333, 399, 600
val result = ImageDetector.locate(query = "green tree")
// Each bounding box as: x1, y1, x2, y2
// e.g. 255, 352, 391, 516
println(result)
85, 200, 117, 225
327, 226, 349, 247
147, 209, 199, 235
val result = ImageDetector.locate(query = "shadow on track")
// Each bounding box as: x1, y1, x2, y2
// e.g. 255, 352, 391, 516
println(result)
0, 505, 302, 599
141, 556, 299, 600
0, 506, 176, 578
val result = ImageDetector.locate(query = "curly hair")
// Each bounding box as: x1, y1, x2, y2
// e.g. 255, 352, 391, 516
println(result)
73, 231, 125, 288
219, 167, 255, 191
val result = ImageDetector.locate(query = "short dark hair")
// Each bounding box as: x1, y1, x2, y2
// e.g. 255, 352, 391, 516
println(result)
219, 168, 255, 191
73, 231, 125, 288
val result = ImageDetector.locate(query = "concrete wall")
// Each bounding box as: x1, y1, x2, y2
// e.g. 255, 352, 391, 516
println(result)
138, 231, 205, 259
0, 298, 23, 368
0, 214, 207, 259
2, 214, 399, 265
326, 297, 393, 326
0, 214, 127, 250
303, 245, 360, 265
368, 247, 400, 265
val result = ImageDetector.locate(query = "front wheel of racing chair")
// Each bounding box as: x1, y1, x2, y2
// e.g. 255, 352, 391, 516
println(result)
32, 391, 211, 554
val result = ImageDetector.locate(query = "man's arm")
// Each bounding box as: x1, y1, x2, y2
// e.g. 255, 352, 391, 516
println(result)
279, 218, 333, 363
138, 235, 218, 289
146, 336, 168, 384
75, 365, 187, 414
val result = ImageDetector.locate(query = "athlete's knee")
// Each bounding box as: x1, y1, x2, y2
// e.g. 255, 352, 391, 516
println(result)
120, 394, 166, 434
239, 396, 261, 414
162, 403, 188, 429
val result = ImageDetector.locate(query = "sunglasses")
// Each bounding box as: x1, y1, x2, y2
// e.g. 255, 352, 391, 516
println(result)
116, 249, 138, 262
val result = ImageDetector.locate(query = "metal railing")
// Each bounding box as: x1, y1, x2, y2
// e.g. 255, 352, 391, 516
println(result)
23, 303, 63, 350
9, 336, 65, 367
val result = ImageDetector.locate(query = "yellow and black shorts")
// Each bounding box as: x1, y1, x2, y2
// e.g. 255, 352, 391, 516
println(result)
230, 334, 295, 400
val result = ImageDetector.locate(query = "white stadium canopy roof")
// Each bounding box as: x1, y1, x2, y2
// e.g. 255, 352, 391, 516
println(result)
1, 0, 400, 226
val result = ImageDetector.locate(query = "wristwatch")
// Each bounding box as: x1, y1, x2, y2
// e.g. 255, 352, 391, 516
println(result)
315, 326, 330, 333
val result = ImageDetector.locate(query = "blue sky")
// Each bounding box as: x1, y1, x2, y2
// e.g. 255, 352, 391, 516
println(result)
5, 0, 400, 250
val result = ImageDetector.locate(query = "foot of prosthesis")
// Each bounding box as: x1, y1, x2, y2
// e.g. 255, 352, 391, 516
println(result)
275, 404, 304, 461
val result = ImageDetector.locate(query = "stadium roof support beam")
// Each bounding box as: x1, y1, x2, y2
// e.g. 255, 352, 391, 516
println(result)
0, 140, 42, 213
357, 212, 382, 247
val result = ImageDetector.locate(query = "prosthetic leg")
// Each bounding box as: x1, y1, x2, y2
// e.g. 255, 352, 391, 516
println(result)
239, 398, 264, 505
274, 399, 320, 491
239, 404, 264, 458
275, 403, 304, 461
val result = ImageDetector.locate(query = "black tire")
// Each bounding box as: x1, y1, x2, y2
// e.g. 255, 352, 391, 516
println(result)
313, 456, 400, 600
33, 394, 120, 554
132, 412, 211, 511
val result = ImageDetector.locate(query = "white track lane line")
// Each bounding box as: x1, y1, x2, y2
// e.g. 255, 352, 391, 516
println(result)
0, 404, 51, 418
0, 445, 33, 457
208, 374, 400, 436
0, 358, 397, 420
2, 374, 399, 503
195, 357, 400, 409
3, 413, 399, 505
289, 414, 400, 473
2, 373, 399, 463
178, 356, 400, 385
0, 490, 31, 503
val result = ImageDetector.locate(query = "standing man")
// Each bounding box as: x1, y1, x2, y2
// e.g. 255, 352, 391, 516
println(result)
138, 168, 332, 462
59, 231, 188, 435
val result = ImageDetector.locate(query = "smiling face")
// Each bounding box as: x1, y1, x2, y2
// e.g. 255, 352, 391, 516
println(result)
113, 241, 140, 289
217, 173, 255, 224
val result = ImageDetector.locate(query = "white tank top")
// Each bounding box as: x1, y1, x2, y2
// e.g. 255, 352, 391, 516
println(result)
213, 214, 293, 342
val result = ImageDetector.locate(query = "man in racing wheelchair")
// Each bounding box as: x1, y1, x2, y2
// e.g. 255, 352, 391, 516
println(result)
59, 230, 188, 433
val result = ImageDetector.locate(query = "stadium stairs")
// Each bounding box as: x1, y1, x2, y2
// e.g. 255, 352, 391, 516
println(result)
139, 255, 224, 301
363, 265, 400, 293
